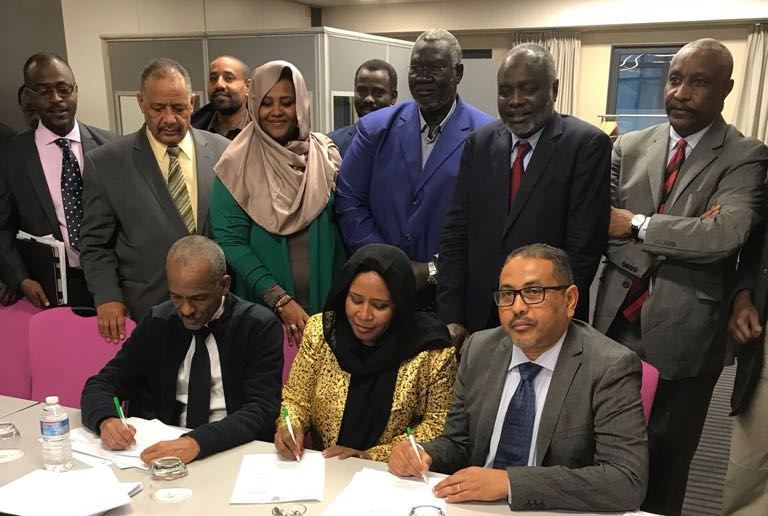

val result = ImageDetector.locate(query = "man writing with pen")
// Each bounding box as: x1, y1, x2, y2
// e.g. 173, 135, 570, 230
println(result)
80, 236, 283, 464
388, 244, 649, 512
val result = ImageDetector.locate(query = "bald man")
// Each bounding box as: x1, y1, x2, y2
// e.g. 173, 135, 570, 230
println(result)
192, 56, 251, 140
593, 38, 768, 515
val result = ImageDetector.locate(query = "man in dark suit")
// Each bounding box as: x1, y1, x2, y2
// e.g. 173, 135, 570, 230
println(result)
79, 58, 230, 343
191, 55, 251, 141
438, 44, 610, 348
723, 206, 768, 515
593, 39, 768, 515
81, 236, 282, 464
328, 59, 398, 157
389, 244, 647, 512
0, 53, 115, 309
336, 29, 493, 299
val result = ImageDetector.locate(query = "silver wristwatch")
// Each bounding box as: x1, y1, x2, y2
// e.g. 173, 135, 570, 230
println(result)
427, 261, 438, 286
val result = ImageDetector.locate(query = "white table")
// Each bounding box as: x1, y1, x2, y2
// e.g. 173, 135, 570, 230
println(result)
0, 403, 644, 516
0, 395, 38, 418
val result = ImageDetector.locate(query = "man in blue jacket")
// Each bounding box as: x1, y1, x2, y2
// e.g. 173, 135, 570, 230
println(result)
336, 28, 493, 298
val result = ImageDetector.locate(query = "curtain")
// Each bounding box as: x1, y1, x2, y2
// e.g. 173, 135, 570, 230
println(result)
734, 24, 768, 143
508, 31, 581, 115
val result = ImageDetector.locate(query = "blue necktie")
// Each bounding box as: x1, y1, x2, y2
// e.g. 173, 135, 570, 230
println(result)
492, 362, 542, 469
54, 138, 83, 250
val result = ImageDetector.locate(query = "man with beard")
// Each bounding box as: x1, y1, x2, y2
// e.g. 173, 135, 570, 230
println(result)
81, 236, 282, 464
0, 53, 115, 308
79, 58, 230, 343
438, 43, 610, 350
328, 59, 398, 157
336, 29, 493, 303
192, 56, 251, 140
593, 39, 767, 516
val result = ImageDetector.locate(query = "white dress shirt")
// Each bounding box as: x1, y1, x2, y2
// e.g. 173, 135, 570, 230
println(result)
484, 330, 566, 467
638, 122, 713, 240
176, 297, 227, 428
509, 126, 545, 171
419, 99, 457, 168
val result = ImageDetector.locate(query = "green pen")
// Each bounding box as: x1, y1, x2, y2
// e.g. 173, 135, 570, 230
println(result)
113, 396, 128, 429
406, 426, 428, 483
282, 407, 301, 461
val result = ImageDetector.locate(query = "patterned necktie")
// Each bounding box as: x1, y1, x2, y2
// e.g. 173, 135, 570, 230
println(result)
492, 362, 542, 469
166, 145, 195, 234
54, 138, 83, 250
510, 140, 532, 203
621, 138, 688, 323
186, 327, 212, 429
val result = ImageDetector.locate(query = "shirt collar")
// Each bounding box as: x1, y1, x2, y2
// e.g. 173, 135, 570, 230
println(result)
669, 122, 712, 151
419, 98, 458, 139
509, 125, 545, 153
36, 120, 81, 145
145, 126, 195, 161
200, 296, 226, 329
207, 106, 251, 133
508, 328, 567, 373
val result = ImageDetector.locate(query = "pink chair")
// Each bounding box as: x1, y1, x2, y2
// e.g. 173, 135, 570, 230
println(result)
640, 360, 660, 424
0, 299, 42, 398
28, 308, 137, 408
282, 326, 300, 385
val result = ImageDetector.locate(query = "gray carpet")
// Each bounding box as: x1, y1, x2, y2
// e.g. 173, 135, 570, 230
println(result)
681, 365, 736, 516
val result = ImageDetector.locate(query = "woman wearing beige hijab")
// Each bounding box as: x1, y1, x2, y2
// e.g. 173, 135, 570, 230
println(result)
211, 61, 346, 345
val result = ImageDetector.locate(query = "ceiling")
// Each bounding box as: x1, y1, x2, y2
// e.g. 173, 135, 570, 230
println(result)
290, 0, 446, 6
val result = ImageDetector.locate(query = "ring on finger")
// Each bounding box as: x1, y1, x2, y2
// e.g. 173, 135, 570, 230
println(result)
289, 323, 298, 332
456, 483, 461, 494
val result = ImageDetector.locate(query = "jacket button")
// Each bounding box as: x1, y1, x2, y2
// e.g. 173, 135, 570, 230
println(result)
412, 198, 419, 206
622, 281, 631, 288
405, 233, 413, 241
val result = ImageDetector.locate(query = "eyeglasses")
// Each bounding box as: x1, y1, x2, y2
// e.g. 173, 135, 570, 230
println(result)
493, 285, 570, 306
24, 82, 77, 98
409, 505, 445, 516
407, 65, 450, 78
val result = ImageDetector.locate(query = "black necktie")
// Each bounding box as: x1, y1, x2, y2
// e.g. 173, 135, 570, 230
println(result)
492, 362, 542, 469
186, 327, 212, 429
54, 138, 83, 250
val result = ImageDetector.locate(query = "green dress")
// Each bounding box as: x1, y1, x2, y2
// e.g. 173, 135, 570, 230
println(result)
210, 177, 347, 313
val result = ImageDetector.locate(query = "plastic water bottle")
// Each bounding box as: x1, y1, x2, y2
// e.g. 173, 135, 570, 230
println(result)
40, 395, 73, 472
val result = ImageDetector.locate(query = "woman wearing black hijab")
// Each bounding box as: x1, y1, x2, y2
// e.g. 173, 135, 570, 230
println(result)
275, 244, 456, 461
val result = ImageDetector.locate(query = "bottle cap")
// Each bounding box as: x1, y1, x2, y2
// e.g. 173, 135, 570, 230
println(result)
45, 396, 59, 404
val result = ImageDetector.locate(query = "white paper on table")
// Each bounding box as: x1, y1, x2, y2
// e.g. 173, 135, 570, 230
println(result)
0, 466, 132, 516
73, 450, 112, 468
70, 417, 185, 469
321, 467, 446, 516
229, 452, 325, 504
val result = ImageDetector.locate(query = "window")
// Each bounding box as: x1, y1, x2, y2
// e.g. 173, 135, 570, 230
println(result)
606, 45, 682, 134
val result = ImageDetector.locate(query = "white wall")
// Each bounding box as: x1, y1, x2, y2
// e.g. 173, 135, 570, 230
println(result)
61, 0, 311, 129
322, 0, 768, 33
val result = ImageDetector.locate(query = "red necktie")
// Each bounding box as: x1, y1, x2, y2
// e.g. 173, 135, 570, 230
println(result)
621, 138, 687, 323
510, 141, 532, 202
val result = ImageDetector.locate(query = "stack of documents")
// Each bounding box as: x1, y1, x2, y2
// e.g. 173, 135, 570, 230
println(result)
230, 452, 325, 504
322, 468, 446, 516
15, 230, 68, 306
0, 467, 137, 516
70, 417, 186, 470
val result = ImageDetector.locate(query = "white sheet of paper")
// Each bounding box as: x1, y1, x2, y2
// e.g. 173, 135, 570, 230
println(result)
70, 417, 185, 470
321, 467, 446, 516
0, 466, 132, 516
229, 452, 325, 504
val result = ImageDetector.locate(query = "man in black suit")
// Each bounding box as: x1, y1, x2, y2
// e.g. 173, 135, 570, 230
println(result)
437, 43, 611, 348
191, 55, 251, 141
0, 53, 115, 308
328, 59, 398, 157
81, 236, 283, 464
79, 58, 230, 343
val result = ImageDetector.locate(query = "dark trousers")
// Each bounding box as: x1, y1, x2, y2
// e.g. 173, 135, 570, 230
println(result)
608, 315, 720, 516
66, 267, 94, 308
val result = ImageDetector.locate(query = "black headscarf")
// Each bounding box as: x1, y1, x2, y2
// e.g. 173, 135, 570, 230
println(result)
324, 244, 451, 451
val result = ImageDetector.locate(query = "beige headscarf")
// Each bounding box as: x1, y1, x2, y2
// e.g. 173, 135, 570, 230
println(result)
214, 60, 340, 235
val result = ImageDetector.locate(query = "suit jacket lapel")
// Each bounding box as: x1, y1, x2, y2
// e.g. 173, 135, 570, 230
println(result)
503, 114, 562, 236
132, 127, 188, 235
417, 99, 470, 193
645, 124, 670, 210
472, 335, 515, 464
79, 123, 98, 155
666, 117, 726, 211
191, 129, 214, 234
21, 132, 62, 239
535, 324, 582, 465
396, 104, 423, 184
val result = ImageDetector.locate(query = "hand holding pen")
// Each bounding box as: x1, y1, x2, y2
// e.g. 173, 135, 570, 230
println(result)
99, 396, 137, 450
274, 407, 304, 461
